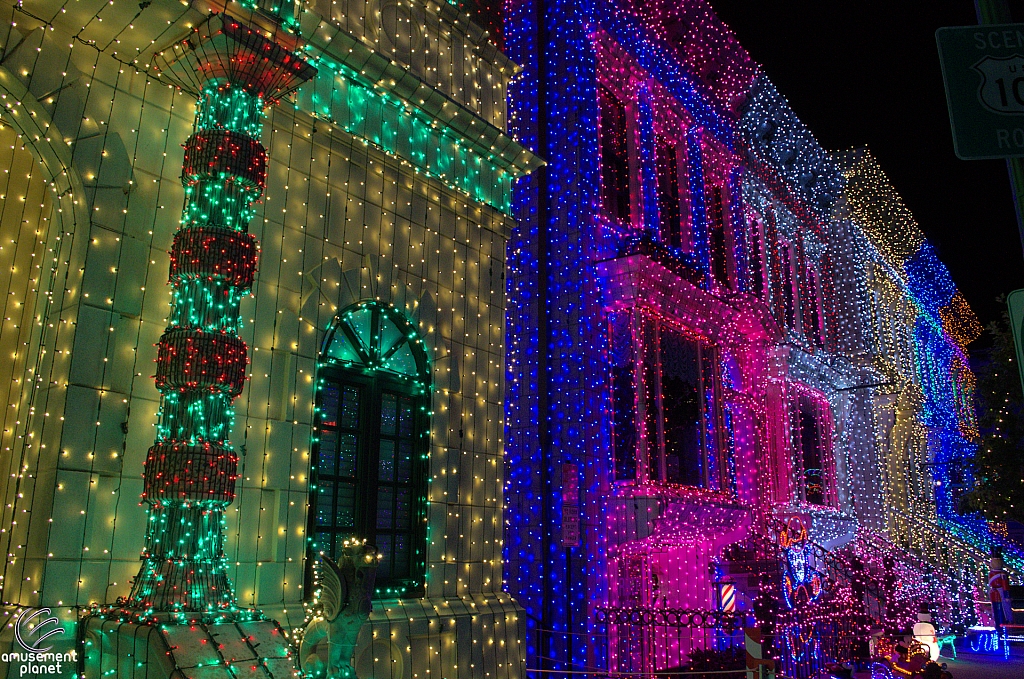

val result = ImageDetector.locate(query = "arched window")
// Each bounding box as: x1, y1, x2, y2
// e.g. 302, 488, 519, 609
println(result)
308, 301, 430, 599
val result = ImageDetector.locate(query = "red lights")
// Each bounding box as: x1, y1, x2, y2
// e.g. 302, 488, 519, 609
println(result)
182, 129, 267, 190
143, 442, 238, 504
169, 227, 259, 289
154, 328, 248, 396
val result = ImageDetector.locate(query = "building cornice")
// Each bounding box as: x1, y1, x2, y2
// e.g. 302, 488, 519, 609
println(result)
301, 17, 543, 179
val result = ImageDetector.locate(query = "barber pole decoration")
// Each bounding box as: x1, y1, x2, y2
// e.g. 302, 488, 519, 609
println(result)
719, 581, 737, 613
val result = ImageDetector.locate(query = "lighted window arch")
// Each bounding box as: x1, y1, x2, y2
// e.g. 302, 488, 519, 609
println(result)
308, 301, 430, 599
320, 301, 430, 385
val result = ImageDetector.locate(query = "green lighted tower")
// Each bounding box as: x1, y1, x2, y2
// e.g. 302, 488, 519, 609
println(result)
126, 12, 315, 617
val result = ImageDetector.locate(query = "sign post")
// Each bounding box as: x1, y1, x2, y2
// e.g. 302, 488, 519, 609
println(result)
1005, 289, 1024, 397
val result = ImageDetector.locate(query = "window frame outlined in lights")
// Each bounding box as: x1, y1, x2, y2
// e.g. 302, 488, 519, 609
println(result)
307, 301, 431, 599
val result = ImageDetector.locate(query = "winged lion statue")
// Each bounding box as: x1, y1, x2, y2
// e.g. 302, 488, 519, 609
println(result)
298, 540, 380, 678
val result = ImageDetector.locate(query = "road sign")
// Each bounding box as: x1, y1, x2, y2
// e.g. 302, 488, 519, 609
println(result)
936, 24, 1024, 159
1005, 289, 1024, 398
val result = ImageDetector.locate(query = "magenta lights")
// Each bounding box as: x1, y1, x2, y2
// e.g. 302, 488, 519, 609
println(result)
503, 0, 1011, 677
779, 516, 826, 609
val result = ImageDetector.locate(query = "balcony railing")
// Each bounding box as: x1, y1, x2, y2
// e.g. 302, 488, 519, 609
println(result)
618, 233, 704, 287
595, 606, 751, 677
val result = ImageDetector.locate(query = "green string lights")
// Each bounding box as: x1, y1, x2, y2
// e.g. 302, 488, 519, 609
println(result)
120, 9, 316, 620
126, 83, 266, 619
307, 302, 432, 600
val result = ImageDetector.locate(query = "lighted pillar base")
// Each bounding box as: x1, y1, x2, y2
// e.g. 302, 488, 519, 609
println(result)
82, 616, 298, 679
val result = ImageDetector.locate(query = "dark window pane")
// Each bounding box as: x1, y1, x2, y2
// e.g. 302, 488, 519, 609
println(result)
396, 440, 413, 479
805, 269, 823, 347
723, 405, 739, 496
377, 534, 393, 580
315, 532, 333, 557
610, 312, 636, 481
780, 244, 796, 328
336, 483, 356, 528
381, 393, 397, 435
377, 487, 395, 529
709, 186, 730, 288
395, 487, 411, 528
338, 433, 357, 477
700, 351, 719, 484
764, 217, 787, 326
799, 397, 826, 505
379, 439, 396, 481
393, 533, 409, 577
317, 430, 337, 476
398, 398, 414, 437
599, 84, 631, 224
642, 319, 660, 481
321, 384, 339, 427
656, 137, 682, 248
340, 386, 360, 428
613, 365, 637, 481
748, 219, 765, 297
316, 486, 334, 527
661, 331, 704, 487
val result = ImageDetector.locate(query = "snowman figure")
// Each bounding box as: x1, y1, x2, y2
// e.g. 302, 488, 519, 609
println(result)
912, 605, 939, 662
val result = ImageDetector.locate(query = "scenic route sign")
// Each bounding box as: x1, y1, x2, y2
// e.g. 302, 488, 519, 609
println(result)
937, 24, 1024, 159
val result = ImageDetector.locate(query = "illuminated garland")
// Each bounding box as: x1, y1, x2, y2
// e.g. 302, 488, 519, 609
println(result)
123, 14, 315, 620
169, 226, 259, 290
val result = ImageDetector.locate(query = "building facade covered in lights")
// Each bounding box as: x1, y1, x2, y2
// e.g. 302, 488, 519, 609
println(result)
836, 149, 1016, 578
0, 0, 539, 677
503, 0, 1021, 676
0, 0, 1019, 677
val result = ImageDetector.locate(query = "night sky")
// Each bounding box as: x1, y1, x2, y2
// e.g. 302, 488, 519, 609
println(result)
711, 1, 1024, 346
